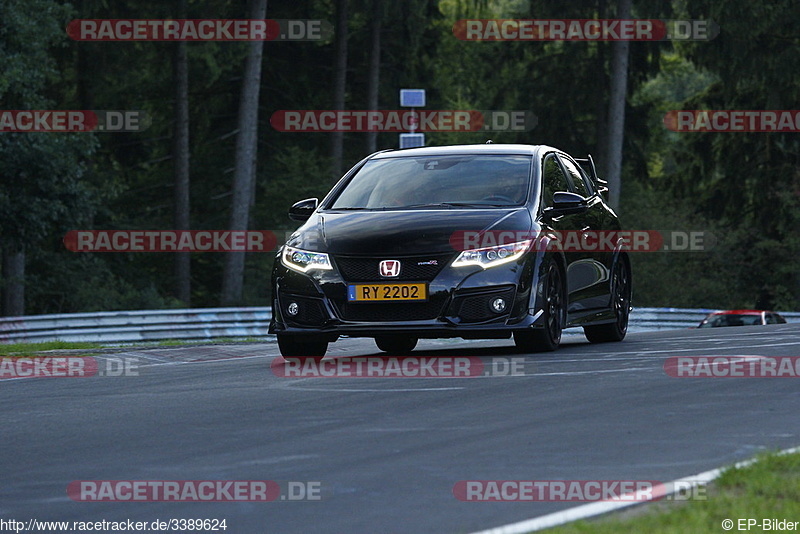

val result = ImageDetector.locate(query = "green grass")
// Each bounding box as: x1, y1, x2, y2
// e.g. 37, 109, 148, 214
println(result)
0, 340, 103, 356
542, 450, 800, 533
0, 337, 271, 356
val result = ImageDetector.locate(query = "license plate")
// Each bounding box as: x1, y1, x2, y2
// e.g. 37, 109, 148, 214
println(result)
347, 283, 427, 302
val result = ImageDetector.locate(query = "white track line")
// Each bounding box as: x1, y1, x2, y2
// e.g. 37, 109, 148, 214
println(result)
469, 446, 800, 534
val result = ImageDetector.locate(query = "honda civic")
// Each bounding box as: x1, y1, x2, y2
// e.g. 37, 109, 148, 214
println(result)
269, 143, 632, 359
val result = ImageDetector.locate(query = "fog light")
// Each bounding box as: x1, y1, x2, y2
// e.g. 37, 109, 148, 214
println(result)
491, 298, 507, 313
287, 302, 299, 316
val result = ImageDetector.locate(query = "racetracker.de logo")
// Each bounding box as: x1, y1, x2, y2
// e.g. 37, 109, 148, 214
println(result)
664, 110, 800, 132
269, 110, 537, 132
0, 111, 148, 133
455, 480, 661, 501
271, 356, 527, 378
449, 230, 715, 253
453, 19, 718, 41
67, 19, 333, 41
67, 481, 281, 502
453, 480, 707, 501
0, 357, 139, 379
0, 357, 97, 379
664, 356, 800, 377
63, 231, 277, 252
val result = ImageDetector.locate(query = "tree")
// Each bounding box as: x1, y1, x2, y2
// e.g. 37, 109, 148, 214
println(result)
605, 0, 632, 209
0, 0, 97, 316
330, 0, 349, 179
668, 0, 800, 309
220, 0, 268, 306
366, 0, 382, 154
173, 0, 191, 306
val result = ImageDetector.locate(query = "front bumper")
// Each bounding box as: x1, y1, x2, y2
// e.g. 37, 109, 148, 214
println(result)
269, 251, 548, 339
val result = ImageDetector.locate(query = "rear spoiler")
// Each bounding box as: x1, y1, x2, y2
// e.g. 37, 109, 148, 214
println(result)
574, 155, 608, 196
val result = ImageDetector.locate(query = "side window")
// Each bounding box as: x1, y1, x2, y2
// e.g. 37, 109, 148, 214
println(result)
559, 156, 593, 198
542, 155, 570, 208
766, 313, 785, 324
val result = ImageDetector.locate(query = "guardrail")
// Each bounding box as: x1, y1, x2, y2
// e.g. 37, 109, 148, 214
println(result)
0, 307, 797, 344
629, 308, 800, 331
0, 308, 272, 344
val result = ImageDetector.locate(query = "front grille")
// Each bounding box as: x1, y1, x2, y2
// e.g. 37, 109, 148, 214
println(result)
281, 294, 329, 327
333, 254, 453, 282
333, 294, 448, 322
453, 287, 516, 323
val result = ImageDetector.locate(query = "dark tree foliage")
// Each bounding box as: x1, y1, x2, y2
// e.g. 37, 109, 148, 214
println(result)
0, 0, 795, 314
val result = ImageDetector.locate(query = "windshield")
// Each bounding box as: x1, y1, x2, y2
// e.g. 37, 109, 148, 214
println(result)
699, 314, 763, 327
328, 155, 532, 210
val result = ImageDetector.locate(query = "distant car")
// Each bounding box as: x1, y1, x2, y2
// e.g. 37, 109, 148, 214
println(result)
269, 143, 632, 359
697, 310, 787, 328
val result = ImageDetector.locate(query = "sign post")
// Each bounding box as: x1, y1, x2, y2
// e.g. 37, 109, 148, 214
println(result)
399, 89, 425, 148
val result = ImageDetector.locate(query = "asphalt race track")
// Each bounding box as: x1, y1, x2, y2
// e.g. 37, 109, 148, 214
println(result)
3, 325, 800, 533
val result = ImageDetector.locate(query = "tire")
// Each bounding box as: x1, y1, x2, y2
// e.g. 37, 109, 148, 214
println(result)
277, 334, 328, 360
375, 335, 418, 354
583, 257, 631, 343
514, 260, 565, 352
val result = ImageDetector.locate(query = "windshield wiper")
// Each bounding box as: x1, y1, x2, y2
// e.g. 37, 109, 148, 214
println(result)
329, 206, 388, 211
400, 202, 511, 208
331, 202, 513, 210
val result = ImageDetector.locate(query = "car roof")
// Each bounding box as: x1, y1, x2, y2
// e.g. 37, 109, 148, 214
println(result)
370, 143, 556, 159
709, 310, 770, 316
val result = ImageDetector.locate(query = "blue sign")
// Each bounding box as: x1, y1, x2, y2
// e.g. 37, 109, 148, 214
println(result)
400, 89, 426, 108
399, 133, 425, 148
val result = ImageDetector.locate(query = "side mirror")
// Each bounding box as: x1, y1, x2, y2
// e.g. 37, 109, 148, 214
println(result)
575, 155, 608, 198
288, 198, 319, 222
543, 191, 589, 218
594, 177, 609, 196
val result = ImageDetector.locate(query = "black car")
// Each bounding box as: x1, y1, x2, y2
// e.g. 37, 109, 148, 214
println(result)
269, 144, 632, 359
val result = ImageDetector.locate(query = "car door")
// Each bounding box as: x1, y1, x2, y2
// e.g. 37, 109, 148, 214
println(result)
538, 152, 598, 314
557, 153, 617, 310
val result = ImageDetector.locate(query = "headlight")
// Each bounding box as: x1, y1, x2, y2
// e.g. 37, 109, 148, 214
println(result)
281, 246, 333, 273
452, 240, 531, 269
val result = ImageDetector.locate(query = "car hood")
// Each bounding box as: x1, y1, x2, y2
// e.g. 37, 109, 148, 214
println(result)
288, 208, 533, 255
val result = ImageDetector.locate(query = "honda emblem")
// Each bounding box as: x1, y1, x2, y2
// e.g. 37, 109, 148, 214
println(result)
379, 260, 401, 278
